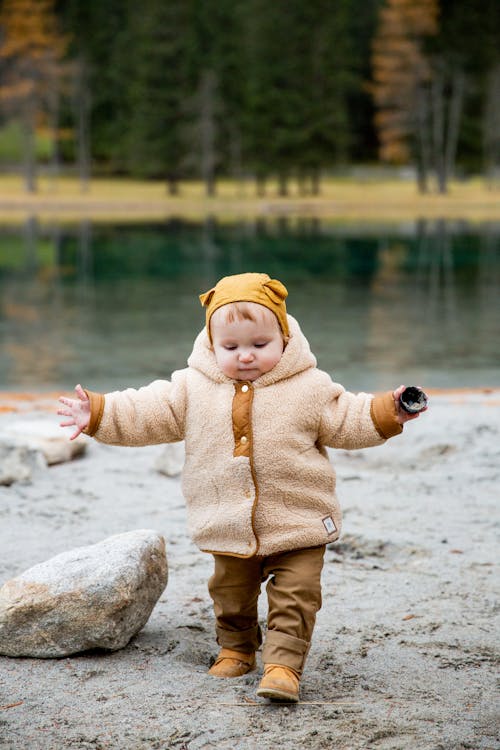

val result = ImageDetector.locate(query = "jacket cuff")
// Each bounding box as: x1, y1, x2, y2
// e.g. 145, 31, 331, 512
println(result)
83, 390, 105, 437
370, 391, 403, 439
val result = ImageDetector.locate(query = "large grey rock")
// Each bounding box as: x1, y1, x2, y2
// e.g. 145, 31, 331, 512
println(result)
0, 443, 46, 485
154, 442, 184, 477
0, 530, 168, 657
0, 419, 87, 466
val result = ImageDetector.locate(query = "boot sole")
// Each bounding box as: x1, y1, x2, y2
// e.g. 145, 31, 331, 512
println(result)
208, 663, 256, 678
256, 686, 299, 703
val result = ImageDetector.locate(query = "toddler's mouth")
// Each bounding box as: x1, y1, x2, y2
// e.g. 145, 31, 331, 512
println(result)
238, 367, 260, 378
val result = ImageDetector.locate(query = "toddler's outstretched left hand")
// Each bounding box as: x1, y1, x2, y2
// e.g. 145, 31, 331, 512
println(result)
58, 384, 90, 440
393, 385, 428, 425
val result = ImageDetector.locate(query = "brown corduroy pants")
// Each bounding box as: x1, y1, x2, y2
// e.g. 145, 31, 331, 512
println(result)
208, 545, 325, 675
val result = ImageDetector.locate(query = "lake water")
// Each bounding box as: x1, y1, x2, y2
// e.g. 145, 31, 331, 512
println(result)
0, 217, 499, 394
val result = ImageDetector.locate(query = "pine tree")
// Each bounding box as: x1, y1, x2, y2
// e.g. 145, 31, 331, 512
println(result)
243, 0, 364, 195
371, 0, 438, 191
437, 0, 500, 182
125, 0, 194, 194
62, 0, 140, 171
295, 0, 356, 194
243, 0, 300, 195
0, 0, 69, 191
191, 0, 248, 194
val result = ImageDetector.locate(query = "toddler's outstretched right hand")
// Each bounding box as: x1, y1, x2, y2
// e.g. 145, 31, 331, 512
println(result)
58, 384, 90, 440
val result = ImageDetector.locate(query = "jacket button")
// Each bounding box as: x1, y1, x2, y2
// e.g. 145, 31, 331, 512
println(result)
241, 384, 249, 393
240, 435, 248, 444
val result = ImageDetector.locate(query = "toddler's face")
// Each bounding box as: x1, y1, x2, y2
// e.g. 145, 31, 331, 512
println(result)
210, 303, 285, 381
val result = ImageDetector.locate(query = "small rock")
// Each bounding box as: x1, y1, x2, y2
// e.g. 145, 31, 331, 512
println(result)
0, 529, 168, 657
0, 443, 46, 485
0, 419, 86, 465
155, 442, 184, 477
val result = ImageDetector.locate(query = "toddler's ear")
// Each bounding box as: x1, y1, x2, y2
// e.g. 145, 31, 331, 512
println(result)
263, 278, 288, 303
199, 287, 216, 307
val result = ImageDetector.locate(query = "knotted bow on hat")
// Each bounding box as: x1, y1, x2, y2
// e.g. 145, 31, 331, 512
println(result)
199, 272, 289, 343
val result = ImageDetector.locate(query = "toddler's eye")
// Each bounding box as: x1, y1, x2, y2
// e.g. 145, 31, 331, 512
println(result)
224, 345, 237, 351
254, 342, 267, 348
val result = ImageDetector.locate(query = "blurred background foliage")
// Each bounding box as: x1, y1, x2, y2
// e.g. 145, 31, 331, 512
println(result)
0, 0, 498, 196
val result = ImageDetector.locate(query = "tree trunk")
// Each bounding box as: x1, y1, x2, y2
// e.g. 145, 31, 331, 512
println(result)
297, 171, 308, 197
75, 55, 91, 194
49, 74, 61, 191
22, 101, 37, 194
311, 168, 321, 196
444, 68, 465, 183
167, 177, 179, 196
483, 63, 500, 188
278, 172, 288, 197
229, 125, 244, 196
199, 70, 218, 197
416, 85, 431, 194
431, 62, 447, 194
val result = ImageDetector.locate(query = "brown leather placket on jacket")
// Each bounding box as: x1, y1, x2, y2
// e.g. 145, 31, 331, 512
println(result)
232, 381, 254, 458
231, 381, 260, 555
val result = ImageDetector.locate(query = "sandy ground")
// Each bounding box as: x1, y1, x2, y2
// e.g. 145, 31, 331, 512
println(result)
0, 391, 499, 750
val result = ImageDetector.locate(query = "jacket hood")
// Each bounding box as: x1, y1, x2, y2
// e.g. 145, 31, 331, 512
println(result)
187, 314, 317, 386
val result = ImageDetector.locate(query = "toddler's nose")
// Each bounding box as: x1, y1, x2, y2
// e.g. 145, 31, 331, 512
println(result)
239, 350, 254, 363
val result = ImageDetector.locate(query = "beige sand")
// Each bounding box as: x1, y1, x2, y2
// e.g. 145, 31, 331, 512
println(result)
0, 390, 498, 749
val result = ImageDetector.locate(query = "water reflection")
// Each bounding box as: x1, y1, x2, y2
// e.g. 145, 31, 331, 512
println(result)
0, 216, 498, 392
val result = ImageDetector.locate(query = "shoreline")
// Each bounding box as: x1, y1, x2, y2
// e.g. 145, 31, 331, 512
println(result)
0, 176, 499, 223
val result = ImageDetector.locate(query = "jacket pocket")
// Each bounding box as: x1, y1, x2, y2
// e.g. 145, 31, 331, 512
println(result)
183, 455, 254, 536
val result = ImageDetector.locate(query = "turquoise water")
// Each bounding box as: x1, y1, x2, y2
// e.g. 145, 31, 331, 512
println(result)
0, 217, 499, 393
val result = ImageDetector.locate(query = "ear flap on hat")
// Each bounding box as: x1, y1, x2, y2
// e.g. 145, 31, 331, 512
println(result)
263, 278, 288, 304
199, 287, 216, 307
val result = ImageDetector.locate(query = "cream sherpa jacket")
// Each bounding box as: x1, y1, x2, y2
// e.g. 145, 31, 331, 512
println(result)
85, 315, 402, 558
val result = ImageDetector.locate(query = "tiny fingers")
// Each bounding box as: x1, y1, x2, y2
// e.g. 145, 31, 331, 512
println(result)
75, 384, 87, 401
403, 412, 420, 423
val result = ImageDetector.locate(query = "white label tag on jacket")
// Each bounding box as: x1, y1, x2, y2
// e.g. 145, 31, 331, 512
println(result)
322, 515, 337, 535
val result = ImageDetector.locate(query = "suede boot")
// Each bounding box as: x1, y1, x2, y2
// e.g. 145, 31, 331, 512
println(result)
208, 648, 256, 678
256, 664, 300, 702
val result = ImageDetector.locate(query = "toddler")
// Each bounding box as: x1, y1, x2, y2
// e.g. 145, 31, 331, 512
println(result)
58, 272, 425, 702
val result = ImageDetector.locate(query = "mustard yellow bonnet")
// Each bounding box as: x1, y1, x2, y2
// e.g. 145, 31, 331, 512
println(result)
199, 272, 289, 343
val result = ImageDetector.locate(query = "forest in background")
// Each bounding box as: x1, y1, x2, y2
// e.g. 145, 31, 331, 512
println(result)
0, 0, 499, 197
